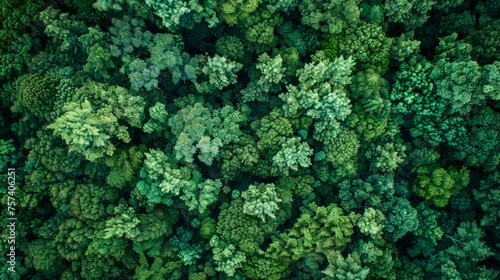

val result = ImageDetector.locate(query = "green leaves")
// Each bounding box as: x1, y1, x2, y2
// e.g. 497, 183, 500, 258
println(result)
384, 0, 436, 30
430, 58, 482, 114
136, 149, 221, 213
148, 33, 199, 84
103, 205, 141, 240
6, 1, 500, 279
215, 199, 266, 255
37, 6, 87, 52
280, 52, 354, 141
365, 142, 406, 173
341, 21, 393, 74
242, 53, 286, 102
48, 100, 122, 161
14, 71, 57, 120
217, 0, 260, 26
272, 137, 313, 176
322, 125, 359, 167
242, 183, 282, 222
169, 103, 242, 165
482, 61, 500, 100
412, 164, 470, 207
299, 0, 362, 34
288, 203, 355, 260
323, 251, 370, 279
408, 203, 443, 257
48, 80, 145, 161
83, 43, 116, 80
199, 54, 243, 91
210, 235, 247, 277
357, 208, 385, 238
25, 239, 64, 277
145, 0, 219, 30
143, 102, 169, 133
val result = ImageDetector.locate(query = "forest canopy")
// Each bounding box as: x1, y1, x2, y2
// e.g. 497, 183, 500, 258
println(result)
1, 0, 500, 279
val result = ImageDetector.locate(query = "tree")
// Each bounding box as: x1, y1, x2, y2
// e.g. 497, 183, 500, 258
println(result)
241, 53, 286, 102
93, 0, 138, 11
242, 183, 282, 222
136, 149, 222, 213
25, 239, 65, 277
272, 137, 313, 176
105, 145, 148, 189
384, 0, 436, 30
298, 0, 362, 34
473, 172, 500, 235
321, 125, 359, 168
412, 164, 470, 207
244, 11, 282, 53
103, 205, 141, 240
14, 70, 58, 120
68, 183, 118, 221
451, 107, 500, 171
47, 100, 130, 161
148, 33, 200, 85
79, 26, 116, 80
277, 174, 316, 199
440, 12, 500, 64
48, 80, 145, 161
390, 55, 466, 146
0, 0, 42, 56
430, 58, 482, 114
365, 142, 406, 173
253, 108, 294, 152
83, 44, 116, 80
215, 35, 245, 62
287, 202, 355, 261
169, 227, 204, 265
216, 0, 260, 26
0, 34, 38, 80
408, 203, 443, 257
169, 103, 242, 165
53, 218, 93, 261
109, 15, 153, 57
322, 251, 370, 280
482, 61, 500, 100
357, 208, 385, 239
279, 51, 354, 140
413, 221, 498, 279
36, 6, 87, 52
219, 134, 260, 181
209, 235, 246, 277
390, 31, 421, 62
143, 102, 169, 134
145, 0, 219, 30
340, 21, 393, 74
197, 54, 243, 92
338, 174, 419, 241
215, 199, 267, 255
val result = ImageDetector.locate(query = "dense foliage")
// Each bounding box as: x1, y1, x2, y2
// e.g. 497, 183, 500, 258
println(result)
1, 0, 499, 279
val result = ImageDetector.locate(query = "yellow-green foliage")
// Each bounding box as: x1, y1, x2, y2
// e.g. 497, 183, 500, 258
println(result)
412, 164, 470, 207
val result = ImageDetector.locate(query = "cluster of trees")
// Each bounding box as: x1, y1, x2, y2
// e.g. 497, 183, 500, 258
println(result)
1, 0, 500, 279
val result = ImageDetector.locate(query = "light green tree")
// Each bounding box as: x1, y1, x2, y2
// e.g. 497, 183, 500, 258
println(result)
242, 183, 282, 222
